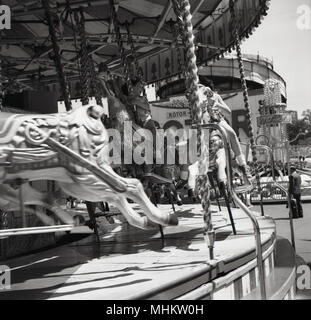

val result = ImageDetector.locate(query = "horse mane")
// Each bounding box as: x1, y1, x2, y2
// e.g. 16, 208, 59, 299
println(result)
61, 105, 105, 135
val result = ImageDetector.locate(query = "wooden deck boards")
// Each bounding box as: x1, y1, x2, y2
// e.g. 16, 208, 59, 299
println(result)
0, 204, 276, 300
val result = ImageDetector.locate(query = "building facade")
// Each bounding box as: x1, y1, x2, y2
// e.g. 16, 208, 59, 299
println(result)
150, 53, 291, 162
256, 79, 291, 162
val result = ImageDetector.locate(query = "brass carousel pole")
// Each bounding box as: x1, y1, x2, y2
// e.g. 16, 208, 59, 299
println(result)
172, 0, 189, 89
42, 0, 72, 111
74, 8, 100, 242
0, 57, 7, 246
0, 59, 2, 111
109, 0, 134, 96
172, 0, 214, 259
229, 0, 264, 216
0, 59, 5, 233
171, 22, 186, 77
125, 23, 144, 87
74, 9, 91, 106
230, 0, 267, 299
88, 56, 104, 107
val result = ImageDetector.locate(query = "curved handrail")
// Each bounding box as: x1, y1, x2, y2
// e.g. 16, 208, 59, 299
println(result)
254, 144, 296, 251
273, 181, 296, 251
0, 225, 73, 238
199, 123, 267, 300
297, 168, 311, 176
253, 145, 275, 181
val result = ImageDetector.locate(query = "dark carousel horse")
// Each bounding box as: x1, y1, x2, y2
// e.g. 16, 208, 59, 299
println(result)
98, 71, 183, 206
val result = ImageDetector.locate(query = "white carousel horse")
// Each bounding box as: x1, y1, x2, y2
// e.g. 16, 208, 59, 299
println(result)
184, 84, 234, 192
0, 105, 178, 230
186, 84, 251, 195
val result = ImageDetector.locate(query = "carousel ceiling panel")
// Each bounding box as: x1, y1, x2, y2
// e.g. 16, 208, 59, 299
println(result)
0, 45, 31, 58
83, 12, 109, 35
0, 0, 270, 92
120, 0, 165, 18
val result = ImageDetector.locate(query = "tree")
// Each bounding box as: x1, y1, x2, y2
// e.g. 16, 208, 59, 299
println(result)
287, 119, 311, 145
302, 109, 311, 123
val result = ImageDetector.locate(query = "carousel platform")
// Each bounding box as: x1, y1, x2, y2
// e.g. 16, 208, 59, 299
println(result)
251, 195, 311, 205
0, 204, 296, 300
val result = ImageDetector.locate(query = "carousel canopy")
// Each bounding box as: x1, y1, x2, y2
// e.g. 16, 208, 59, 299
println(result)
0, 0, 270, 93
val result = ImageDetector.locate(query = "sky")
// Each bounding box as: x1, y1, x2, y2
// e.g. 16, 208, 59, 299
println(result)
241, 0, 311, 117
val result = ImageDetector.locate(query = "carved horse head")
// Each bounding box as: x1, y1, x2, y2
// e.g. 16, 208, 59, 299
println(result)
0, 105, 178, 230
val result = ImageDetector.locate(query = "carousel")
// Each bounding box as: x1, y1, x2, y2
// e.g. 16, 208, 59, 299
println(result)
0, 0, 297, 300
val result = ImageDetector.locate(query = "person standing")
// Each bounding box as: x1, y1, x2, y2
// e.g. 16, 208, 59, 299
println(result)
288, 166, 303, 218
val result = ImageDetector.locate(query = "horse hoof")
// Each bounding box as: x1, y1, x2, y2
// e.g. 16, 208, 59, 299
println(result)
145, 220, 158, 230
167, 213, 178, 226
84, 220, 95, 230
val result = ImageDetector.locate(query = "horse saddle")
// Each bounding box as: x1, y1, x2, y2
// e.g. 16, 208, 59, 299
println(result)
0, 112, 59, 145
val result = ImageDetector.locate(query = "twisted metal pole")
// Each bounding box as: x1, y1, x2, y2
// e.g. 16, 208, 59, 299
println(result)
173, 0, 214, 259
72, 8, 103, 107
75, 9, 90, 105
172, 0, 189, 84
125, 23, 141, 80
88, 56, 104, 106
0, 59, 3, 111
171, 21, 186, 76
74, 8, 101, 242
230, 0, 266, 299
42, 0, 72, 111
109, 0, 133, 96
125, 22, 147, 97
229, 0, 264, 216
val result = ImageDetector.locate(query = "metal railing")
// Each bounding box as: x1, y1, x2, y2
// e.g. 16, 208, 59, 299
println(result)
254, 145, 296, 251
0, 225, 73, 238
0, 177, 74, 238
200, 123, 267, 300
251, 181, 288, 202
0, 205, 74, 238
